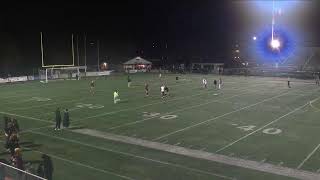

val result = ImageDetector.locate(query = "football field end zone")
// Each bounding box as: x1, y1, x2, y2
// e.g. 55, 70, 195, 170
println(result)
72, 128, 320, 180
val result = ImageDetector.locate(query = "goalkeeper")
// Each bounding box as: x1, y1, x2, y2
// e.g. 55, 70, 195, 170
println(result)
114, 90, 120, 104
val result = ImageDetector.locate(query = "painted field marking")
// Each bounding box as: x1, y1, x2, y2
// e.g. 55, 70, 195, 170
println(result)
297, 143, 320, 169
216, 98, 319, 153
153, 91, 292, 141
200, 147, 206, 151
0, 111, 53, 124
0, 141, 135, 180
72, 82, 272, 124
108, 88, 260, 130
68, 128, 320, 180
29, 130, 234, 180
260, 159, 266, 164
309, 98, 320, 112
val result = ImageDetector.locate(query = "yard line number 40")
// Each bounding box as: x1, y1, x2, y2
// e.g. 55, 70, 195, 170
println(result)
236, 125, 282, 135
143, 112, 178, 120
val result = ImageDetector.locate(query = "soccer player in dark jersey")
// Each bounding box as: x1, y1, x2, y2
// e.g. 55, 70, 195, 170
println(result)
164, 85, 169, 96
90, 80, 95, 95
145, 82, 149, 96
213, 79, 217, 89
287, 77, 291, 88
127, 76, 132, 88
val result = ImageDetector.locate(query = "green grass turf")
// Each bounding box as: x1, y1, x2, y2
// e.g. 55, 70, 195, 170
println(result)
0, 73, 320, 180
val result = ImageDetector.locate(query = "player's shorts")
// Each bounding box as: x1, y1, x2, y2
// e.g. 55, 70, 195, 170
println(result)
161, 91, 165, 96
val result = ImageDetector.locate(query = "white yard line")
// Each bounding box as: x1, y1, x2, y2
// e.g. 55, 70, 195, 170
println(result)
297, 143, 320, 169
70, 128, 320, 180
215, 98, 319, 153
0, 138, 136, 180
74, 83, 266, 123
30, 150, 136, 180
309, 98, 320, 112
0, 111, 53, 124
0, 85, 260, 137
153, 91, 292, 141
28, 130, 234, 180
109, 89, 256, 130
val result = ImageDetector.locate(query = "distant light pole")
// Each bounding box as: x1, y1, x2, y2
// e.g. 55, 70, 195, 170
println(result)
97, 40, 100, 71
84, 33, 87, 73
89, 40, 100, 72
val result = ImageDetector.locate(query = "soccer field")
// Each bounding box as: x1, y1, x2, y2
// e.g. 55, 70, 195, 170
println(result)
1, 73, 320, 180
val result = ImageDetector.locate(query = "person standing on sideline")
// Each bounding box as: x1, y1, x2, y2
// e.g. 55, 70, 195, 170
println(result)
42, 154, 54, 180
218, 78, 222, 89
127, 75, 132, 88
54, 108, 61, 130
63, 109, 70, 128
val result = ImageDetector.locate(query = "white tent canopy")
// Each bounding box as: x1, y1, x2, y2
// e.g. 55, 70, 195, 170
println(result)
123, 57, 152, 65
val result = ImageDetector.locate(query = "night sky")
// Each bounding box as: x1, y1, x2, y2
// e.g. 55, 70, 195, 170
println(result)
0, 1, 319, 75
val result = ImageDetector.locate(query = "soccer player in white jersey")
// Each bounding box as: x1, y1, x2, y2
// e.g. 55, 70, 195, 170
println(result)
113, 90, 120, 104
218, 78, 222, 89
202, 78, 207, 88
160, 85, 165, 98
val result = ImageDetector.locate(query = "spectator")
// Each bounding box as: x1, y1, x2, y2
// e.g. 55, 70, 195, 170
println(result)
37, 163, 45, 178
12, 118, 20, 133
42, 154, 53, 180
12, 148, 24, 171
63, 109, 70, 128
8, 134, 19, 157
54, 108, 61, 130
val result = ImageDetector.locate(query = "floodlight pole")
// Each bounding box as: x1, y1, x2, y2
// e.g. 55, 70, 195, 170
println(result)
76, 34, 80, 77
97, 40, 100, 72
40, 32, 44, 67
84, 33, 87, 73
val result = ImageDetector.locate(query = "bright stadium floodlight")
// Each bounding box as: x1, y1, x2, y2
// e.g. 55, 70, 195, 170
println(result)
270, 38, 280, 49
253, 36, 257, 41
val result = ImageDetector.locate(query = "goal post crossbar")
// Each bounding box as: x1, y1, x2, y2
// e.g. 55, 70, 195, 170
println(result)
39, 66, 87, 83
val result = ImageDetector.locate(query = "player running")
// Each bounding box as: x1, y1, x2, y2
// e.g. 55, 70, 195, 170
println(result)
164, 85, 169, 96
213, 79, 217, 89
160, 85, 165, 98
202, 78, 207, 88
90, 80, 95, 95
113, 90, 120, 104
127, 76, 132, 88
145, 82, 149, 96
287, 77, 291, 88
218, 78, 222, 89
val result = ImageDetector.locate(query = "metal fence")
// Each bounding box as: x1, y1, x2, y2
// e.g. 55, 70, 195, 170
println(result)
0, 162, 47, 180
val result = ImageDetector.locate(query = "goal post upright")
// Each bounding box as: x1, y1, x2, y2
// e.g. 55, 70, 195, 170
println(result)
40, 32, 75, 68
